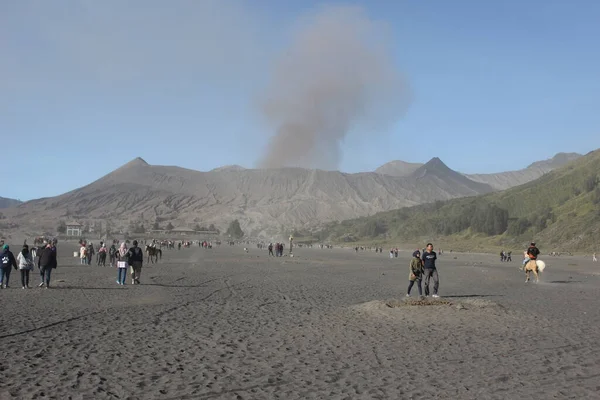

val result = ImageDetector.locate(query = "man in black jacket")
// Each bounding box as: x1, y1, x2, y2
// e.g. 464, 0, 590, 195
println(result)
524, 242, 540, 272
38, 243, 57, 288
421, 242, 440, 298
0, 244, 18, 288
127, 240, 144, 284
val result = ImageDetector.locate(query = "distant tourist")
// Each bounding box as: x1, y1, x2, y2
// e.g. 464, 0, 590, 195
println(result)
407, 250, 424, 297
80, 244, 87, 265
507, 251, 512, 262
16, 244, 34, 289
593, 252, 597, 262
116, 242, 128, 285
97, 242, 107, 266
421, 243, 440, 298
0, 244, 18, 288
109, 242, 117, 265
86, 242, 95, 265
268, 243, 274, 256
127, 240, 144, 285
38, 242, 57, 288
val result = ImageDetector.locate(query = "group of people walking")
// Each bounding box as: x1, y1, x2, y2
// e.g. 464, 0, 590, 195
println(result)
407, 243, 440, 298
0, 241, 57, 289
103, 240, 144, 285
268, 242, 285, 257
499, 250, 512, 262
118, 240, 144, 285
0, 238, 145, 289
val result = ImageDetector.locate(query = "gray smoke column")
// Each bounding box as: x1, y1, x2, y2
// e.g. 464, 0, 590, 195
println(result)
258, 5, 410, 170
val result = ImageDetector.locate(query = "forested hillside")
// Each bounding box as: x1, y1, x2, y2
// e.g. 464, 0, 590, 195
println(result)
318, 150, 600, 252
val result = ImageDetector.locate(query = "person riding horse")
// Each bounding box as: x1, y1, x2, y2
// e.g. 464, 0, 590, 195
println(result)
523, 242, 542, 282
525, 242, 540, 267
145, 244, 162, 263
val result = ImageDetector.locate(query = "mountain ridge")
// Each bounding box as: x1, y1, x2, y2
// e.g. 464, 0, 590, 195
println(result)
1, 152, 582, 238
377, 152, 582, 191
0, 197, 22, 209
318, 150, 600, 252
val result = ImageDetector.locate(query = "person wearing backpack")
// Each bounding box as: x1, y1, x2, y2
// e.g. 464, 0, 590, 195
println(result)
0, 244, 18, 288
16, 244, 34, 289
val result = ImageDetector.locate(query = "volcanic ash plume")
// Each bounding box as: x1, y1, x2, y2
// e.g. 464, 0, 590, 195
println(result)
258, 5, 410, 170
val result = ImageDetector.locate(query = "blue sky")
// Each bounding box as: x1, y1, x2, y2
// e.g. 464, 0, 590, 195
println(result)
2, 0, 600, 200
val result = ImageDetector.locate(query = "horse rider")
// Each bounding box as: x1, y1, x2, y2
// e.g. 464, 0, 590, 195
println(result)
524, 242, 540, 270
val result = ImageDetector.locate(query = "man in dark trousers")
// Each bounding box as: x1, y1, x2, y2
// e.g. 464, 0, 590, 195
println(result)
421, 242, 440, 298
38, 242, 57, 288
127, 240, 144, 285
0, 244, 18, 288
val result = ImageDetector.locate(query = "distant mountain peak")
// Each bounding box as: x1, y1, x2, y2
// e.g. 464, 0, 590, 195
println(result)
375, 160, 423, 177
131, 157, 149, 166
412, 157, 454, 179
425, 157, 444, 165
119, 157, 150, 169
527, 152, 581, 169
421, 157, 451, 171
211, 165, 246, 172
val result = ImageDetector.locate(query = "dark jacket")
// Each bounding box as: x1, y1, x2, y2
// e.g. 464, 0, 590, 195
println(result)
126, 246, 143, 264
1, 249, 18, 270
38, 246, 57, 269
527, 246, 540, 260
409, 257, 423, 280
421, 250, 437, 269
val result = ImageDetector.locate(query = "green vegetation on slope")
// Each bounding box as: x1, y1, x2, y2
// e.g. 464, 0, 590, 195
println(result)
317, 150, 600, 252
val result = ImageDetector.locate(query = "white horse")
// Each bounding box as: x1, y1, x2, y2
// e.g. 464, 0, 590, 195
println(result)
523, 259, 546, 283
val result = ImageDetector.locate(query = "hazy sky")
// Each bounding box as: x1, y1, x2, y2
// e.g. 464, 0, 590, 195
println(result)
2, 0, 600, 200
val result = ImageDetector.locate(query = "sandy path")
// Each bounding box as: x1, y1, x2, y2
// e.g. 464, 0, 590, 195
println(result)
0, 245, 599, 399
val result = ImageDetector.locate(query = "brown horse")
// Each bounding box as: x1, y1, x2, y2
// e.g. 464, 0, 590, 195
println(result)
145, 245, 162, 264
523, 259, 546, 283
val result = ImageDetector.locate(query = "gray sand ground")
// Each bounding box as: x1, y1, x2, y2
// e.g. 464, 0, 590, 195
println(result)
1, 244, 599, 399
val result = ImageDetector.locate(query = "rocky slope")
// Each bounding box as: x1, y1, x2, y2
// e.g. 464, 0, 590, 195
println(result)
0, 197, 22, 209
3, 153, 580, 238
5, 157, 493, 237
376, 152, 581, 190
465, 152, 582, 190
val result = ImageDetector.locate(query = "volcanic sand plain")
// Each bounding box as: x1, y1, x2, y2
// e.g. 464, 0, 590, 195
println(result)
1, 244, 599, 399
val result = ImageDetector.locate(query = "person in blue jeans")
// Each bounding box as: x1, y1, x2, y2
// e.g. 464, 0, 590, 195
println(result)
0, 244, 18, 288
116, 242, 128, 285
421, 242, 440, 298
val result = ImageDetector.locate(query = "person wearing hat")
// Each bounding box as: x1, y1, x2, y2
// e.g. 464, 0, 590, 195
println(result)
0, 244, 18, 288
407, 249, 424, 297
126, 240, 144, 284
